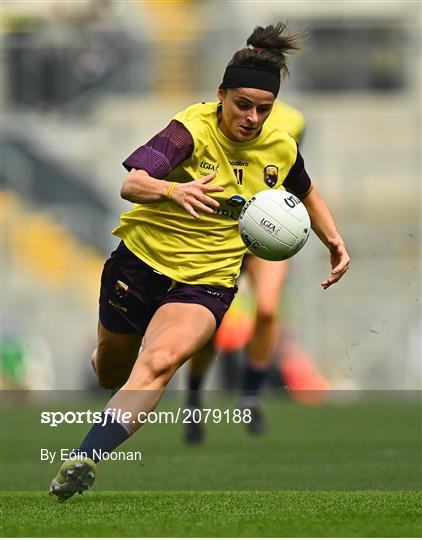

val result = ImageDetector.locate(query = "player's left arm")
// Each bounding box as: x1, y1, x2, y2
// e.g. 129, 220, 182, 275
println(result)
301, 186, 350, 289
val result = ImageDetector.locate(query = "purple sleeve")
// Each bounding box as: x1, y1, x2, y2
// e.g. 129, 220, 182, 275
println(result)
283, 147, 312, 198
122, 120, 194, 178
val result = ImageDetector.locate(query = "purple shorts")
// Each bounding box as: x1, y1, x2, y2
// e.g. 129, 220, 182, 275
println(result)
99, 242, 237, 335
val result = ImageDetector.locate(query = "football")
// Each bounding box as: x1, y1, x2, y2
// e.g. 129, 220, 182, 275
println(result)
238, 190, 311, 261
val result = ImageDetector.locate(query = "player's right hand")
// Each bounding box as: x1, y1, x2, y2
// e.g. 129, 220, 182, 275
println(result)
169, 172, 224, 219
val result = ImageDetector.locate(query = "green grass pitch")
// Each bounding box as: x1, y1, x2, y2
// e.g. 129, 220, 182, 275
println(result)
1, 393, 421, 536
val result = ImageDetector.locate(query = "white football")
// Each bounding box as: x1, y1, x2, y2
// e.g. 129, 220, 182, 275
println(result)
238, 190, 311, 261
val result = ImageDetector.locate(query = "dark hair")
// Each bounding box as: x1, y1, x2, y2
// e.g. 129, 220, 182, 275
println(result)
228, 22, 302, 79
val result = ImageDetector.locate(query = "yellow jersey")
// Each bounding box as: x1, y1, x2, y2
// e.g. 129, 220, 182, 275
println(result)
113, 101, 305, 287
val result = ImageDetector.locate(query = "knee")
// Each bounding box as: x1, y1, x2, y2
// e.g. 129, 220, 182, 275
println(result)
141, 348, 179, 386
255, 303, 278, 326
255, 304, 278, 326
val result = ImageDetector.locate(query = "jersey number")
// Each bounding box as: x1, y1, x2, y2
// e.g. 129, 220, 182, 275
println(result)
233, 168, 243, 185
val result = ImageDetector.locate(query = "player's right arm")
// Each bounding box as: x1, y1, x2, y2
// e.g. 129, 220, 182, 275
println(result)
121, 170, 223, 219
120, 119, 223, 219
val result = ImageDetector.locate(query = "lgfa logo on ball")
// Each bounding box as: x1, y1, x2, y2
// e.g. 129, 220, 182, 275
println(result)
259, 218, 279, 234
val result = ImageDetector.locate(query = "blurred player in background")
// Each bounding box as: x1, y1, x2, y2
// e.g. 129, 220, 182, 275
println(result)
49, 22, 350, 502
185, 101, 305, 443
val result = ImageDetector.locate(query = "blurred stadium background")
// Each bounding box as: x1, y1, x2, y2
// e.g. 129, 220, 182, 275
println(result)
1, 0, 421, 393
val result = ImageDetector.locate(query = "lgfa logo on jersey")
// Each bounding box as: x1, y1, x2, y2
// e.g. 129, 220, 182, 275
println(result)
263, 165, 278, 188
200, 161, 219, 172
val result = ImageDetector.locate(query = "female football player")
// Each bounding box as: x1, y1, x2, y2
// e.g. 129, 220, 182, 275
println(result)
185, 100, 306, 442
50, 22, 350, 501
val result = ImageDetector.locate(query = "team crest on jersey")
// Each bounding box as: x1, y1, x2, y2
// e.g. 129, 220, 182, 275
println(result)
115, 280, 129, 298
263, 165, 278, 188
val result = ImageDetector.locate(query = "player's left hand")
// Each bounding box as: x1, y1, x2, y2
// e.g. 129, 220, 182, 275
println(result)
321, 241, 350, 289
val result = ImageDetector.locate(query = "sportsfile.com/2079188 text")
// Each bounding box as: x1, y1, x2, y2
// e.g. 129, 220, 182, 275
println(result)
40, 407, 252, 427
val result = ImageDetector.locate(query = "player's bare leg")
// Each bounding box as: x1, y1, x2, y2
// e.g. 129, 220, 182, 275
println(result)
50, 303, 216, 501
242, 257, 288, 433
246, 257, 288, 366
107, 303, 216, 431
91, 322, 142, 389
50, 322, 142, 502
50, 324, 142, 501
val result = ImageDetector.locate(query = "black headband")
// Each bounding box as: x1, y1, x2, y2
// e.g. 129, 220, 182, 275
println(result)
219, 64, 280, 96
